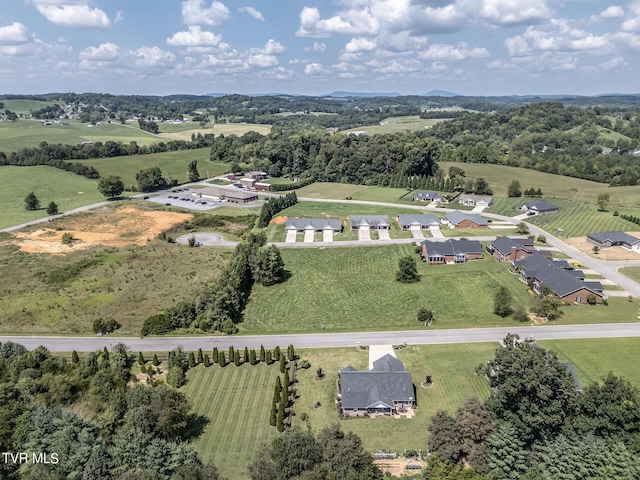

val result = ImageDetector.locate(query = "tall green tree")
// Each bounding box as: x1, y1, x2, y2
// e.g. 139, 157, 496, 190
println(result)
493, 286, 513, 317
488, 422, 528, 480
24, 192, 40, 211
508, 180, 522, 197
98, 175, 125, 198
187, 160, 201, 182
46, 201, 59, 215
396, 255, 420, 283
597, 192, 610, 211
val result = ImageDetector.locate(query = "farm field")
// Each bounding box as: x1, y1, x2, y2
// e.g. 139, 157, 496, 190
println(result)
159, 122, 271, 140
0, 166, 105, 229
75, 149, 229, 189
0, 119, 161, 151
343, 115, 445, 134
294, 344, 493, 454
439, 161, 640, 208
181, 362, 280, 479
1, 99, 58, 114
0, 205, 234, 334
243, 244, 633, 334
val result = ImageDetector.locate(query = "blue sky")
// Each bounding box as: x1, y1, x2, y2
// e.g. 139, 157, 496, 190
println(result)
1, 0, 639, 96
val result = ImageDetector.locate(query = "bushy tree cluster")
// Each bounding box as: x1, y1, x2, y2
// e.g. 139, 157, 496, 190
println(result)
257, 191, 297, 227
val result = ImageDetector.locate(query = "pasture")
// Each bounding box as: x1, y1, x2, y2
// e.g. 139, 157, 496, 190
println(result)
294, 343, 494, 454
0, 119, 161, 151
1, 99, 57, 114
160, 122, 271, 140
75, 149, 229, 189
0, 166, 104, 229
182, 362, 280, 480
343, 115, 445, 134
439, 161, 640, 208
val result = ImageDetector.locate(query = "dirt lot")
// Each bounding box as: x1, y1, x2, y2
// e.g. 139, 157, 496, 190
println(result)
11, 206, 192, 254
375, 458, 425, 477
270, 215, 288, 225
564, 234, 640, 261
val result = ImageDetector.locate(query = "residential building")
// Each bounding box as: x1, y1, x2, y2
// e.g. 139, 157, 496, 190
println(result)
444, 211, 489, 229
413, 191, 444, 203
487, 236, 536, 262
586, 231, 640, 251
349, 215, 390, 230
285, 218, 342, 234
459, 194, 493, 207
396, 214, 440, 230
521, 200, 559, 215
420, 238, 484, 264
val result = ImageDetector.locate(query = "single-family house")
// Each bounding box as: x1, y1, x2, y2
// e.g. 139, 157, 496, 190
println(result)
245, 171, 268, 180
285, 218, 342, 234
420, 238, 484, 264
339, 354, 414, 417
444, 211, 489, 229
459, 194, 493, 207
521, 200, 559, 215
487, 236, 536, 262
413, 191, 444, 203
397, 214, 440, 230
586, 231, 640, 251
349, 215, 390, 230
512, 253, 604, 304
193, 186, 259, 203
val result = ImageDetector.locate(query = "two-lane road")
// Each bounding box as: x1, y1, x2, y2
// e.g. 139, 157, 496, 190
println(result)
3, 323, 640, 352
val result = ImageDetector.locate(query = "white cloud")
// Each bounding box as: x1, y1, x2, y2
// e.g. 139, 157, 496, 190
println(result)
473, 0, 553, 26
35, 4, 112, 29
247, 54, 278, 67
600, 55, 625, 70
600, 6, 624, 19
419, 42, 490, 60
79, 42, 119, 61
260, 39, 285, 55
304, 62, 327, 75
0, 23, 30, 46
297, 6, 379, 37
505, 22, 612, 57
166, 26, 222, 47
312, 41, 326, 52
129, 46, 175, 68
238, 6, 264, 21
344, 37, 377, 53
182, 0, 231, 26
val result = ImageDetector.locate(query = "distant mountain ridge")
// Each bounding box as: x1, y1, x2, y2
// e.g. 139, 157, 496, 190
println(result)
323, 91, 402, 98
423, 90, 459, 97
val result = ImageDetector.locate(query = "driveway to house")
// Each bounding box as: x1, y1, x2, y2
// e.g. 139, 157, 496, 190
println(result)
303, 229, 315, 242
4, 323, 640, 352
322, 230, 334, 242
358, 226, 371, 241
429, 227, 444, 239
284, 230, 297, 243
472, 205, 487, 213
378, 228, 390, 240
410, 226, 424, 239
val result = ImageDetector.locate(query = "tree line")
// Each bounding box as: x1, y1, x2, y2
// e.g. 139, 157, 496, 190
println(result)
425, 334, 640, 479
140, 231, 285, 336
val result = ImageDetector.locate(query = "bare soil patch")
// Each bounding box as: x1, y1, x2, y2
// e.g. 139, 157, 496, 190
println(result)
12, 206, 192, 254
564, 234, 640, 261
375, 458, 425, 477
270, 215, 288, 225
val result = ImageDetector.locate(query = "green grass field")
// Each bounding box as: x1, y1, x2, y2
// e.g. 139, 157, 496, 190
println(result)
181, 362, 280, 479
0, 120, 161, 152
75, 149, 229, 190
344, 116, 445, 134
2, 99, 57, 114
0, 166, 105, 229
439, 162, 640, 208
159, 122, 271, 141
620, 266, 640, 283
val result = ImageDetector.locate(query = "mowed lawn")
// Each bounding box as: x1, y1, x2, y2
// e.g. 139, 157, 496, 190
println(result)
0, 166, 104, 229
294, 344, 494, 454
181, 363, 280, 479
537, 338, 640, 387
241, 245, 532, 334
75, 149, 229, 190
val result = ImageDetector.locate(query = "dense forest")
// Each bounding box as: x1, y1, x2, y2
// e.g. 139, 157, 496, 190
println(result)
424, 334, 640, 480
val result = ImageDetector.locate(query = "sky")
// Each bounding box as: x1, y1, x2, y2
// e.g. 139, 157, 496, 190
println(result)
1, 0, 640, 96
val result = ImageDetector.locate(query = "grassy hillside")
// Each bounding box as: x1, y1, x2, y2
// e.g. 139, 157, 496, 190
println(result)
75, 149, 229, 189
0, 166, 104, 228
344, 115, 445, 134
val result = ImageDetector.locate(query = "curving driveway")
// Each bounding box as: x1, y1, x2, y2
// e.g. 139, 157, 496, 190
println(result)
176, 233, 236, 247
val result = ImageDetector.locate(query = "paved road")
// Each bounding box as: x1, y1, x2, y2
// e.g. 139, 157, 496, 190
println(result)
2, 323, 640, 352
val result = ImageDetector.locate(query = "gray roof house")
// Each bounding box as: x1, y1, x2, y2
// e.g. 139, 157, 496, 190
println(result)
587, 231, 640, 251
397, 214, 440, 230
420, 238, 484, 264
488, 236, 536, 261
521, 200, 559, 214
459, 194, 493, 207
285, 218, 342, 233
512, 253, 603, 304
349, 215, 390, 230
340, 354, 414, 417
414, 191, 444, 203
444, 211, 489, 228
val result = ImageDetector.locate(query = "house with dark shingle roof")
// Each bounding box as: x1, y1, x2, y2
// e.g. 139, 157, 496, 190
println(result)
587, 231, 640, 252
444, 211, 489, 229
285, 218, 342, 234
413, 191, 444, 203
339, 354, 414, 417
521, 200, 559, 215
396, 214, 440, 230
349, 215, 390, 230
420, 238, 484, 264
487, 236, 536, 262
512, 253, 604, 304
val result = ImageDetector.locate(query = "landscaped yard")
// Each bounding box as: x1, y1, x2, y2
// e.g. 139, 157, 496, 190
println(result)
293, 344, 494, 454
181, 362, 280, 479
